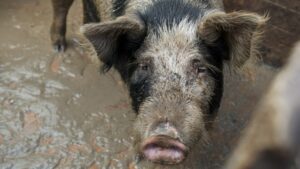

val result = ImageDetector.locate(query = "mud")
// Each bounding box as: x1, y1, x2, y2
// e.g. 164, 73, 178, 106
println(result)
0, 0, 279, 169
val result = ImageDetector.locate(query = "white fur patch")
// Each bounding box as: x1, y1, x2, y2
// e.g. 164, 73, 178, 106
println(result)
142, 18, 200, 76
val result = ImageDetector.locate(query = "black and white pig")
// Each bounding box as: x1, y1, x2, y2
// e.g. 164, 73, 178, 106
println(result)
50, 0, 267, 166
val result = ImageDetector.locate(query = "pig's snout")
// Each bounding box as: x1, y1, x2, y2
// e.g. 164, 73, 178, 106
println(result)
150, 122, 180, 139
140, 123, 188, 165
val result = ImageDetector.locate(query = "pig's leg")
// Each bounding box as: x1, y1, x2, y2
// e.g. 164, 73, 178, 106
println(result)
50, 0, 74, 52
82, 0, 100, 24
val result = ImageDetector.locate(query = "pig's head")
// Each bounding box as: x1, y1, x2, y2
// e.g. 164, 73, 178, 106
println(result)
81, 2, 266, 165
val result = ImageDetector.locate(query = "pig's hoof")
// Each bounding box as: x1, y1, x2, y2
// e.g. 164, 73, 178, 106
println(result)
52, 40, 66, 53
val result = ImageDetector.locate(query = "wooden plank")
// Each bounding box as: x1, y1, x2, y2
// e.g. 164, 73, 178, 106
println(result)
268, 0, 300, 14
261, 25, 295, 66
224, 0, 300, 34
223, 0, 300, 66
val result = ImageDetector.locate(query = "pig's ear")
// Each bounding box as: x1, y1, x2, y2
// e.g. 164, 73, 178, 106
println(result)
80, 16, 145, 71
198, 11, 267, 68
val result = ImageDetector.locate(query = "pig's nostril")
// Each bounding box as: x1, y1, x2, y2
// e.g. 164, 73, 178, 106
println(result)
150, 122, 179, 140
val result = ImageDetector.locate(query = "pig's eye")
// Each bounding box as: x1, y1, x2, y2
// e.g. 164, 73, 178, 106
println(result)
192, 60, 207, 74
138, 63, 149, 71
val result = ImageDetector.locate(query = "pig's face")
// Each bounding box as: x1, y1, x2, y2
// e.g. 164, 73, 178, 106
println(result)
81, 8, 266, 164
130, 20, 224, 164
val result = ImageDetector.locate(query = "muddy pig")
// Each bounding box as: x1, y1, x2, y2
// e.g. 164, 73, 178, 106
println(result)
225, 43, 300, 169
50, 0, 266, 166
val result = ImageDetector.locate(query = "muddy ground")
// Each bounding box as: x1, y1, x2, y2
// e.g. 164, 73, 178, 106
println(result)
0, 0, 280, 169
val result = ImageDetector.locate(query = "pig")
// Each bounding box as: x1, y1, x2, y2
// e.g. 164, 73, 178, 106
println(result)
50, 0, 100, 51
50, 0, 267, 166
225, 43, 300, 169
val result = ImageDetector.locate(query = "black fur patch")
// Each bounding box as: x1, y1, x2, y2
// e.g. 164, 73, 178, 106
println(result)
112, 0, 127, 17
139, 0, 203, 33
196, 39, 228, 122
111, 32, 146, 80
82, 0, 100, 23
207, 61, 223, 119
130, 77, 152, 112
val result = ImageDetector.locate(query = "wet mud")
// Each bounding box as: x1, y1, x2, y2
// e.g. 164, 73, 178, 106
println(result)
0, 0, 279, 168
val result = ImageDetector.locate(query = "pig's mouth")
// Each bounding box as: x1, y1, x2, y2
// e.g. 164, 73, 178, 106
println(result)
140, 136, 188, 165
